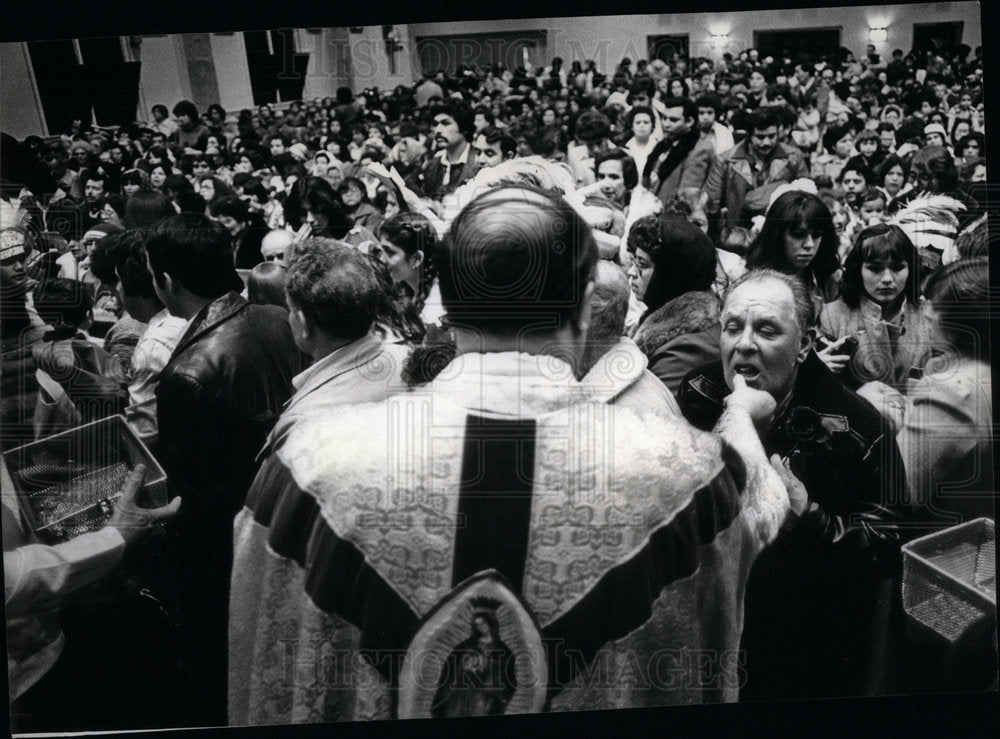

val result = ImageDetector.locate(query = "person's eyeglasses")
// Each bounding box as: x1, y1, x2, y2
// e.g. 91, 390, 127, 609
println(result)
264, 253, 285, 262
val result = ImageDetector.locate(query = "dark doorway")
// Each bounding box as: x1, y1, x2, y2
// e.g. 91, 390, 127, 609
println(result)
754, 28, 841, 62
648, 35, 690, 65
27, 37, 141, 133
244, 30, 309, 105
415, 31, 547, 76
912, 22, 964, 55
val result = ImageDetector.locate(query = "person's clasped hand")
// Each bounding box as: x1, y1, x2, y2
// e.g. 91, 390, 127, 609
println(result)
107, 464, 182, 546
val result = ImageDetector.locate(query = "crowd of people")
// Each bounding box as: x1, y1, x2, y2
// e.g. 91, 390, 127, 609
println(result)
1, 36, 994, 731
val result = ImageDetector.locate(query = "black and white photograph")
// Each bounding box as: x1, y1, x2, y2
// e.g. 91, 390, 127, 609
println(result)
1, 0, 996, 735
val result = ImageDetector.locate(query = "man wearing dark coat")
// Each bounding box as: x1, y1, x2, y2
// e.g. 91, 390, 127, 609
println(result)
678, 269, 907, 700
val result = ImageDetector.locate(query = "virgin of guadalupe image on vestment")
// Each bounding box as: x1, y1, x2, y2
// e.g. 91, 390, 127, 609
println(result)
430, 600, 517, 717
396, 571, 549, 719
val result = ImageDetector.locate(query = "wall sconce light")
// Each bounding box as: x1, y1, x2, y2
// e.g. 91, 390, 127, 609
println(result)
869, 27, 888, 43
712, 33, 729, 50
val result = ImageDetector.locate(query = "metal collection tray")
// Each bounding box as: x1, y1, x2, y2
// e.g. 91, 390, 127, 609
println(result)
3, 415, 167, 544
901, 518, 996, 645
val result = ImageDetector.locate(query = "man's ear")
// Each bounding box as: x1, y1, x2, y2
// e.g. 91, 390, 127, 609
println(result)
411, 250, 424, 269
798, 326, 815, 364
574, 280, 596, 339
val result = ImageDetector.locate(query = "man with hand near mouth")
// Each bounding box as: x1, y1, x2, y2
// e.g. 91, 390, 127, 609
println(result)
677, 269, 908, 702
419, 100, 480, 201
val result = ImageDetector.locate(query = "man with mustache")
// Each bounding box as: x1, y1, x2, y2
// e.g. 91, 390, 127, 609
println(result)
419, 100, 480, 201
704, 106, 808, 231
677, 269, 907, 701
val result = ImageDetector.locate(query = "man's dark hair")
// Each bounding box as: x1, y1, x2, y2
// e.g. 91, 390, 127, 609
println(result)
209, 195, 251, 223
174, 189, 207, 214
151, 104, 169, 118
428, 100, 475, 140
172, 100, 200, 122
116, 230, 160, 301
476, 126, 517, 158
472, 105, 495, 126
90, 229, 159, 302
747, 106, 781, 132
695, 92, 723, 116
268, 134, 288, 146
284, 237, 380, 340
87, 231, 127, 285
660, 96, 698, 122
84, 172, 110, 191
33, 278, 92, 330
437, 185, 598, 335
124, 190, 176, 229
593, 149, 639, 192
163, 173, 193, 195
574, 110, 612, 143
145, 213, 241, 299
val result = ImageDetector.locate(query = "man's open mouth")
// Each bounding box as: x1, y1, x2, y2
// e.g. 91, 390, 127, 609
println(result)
733, 364, 761, 382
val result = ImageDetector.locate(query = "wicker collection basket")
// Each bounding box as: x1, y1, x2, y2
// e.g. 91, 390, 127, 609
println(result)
901, 518, 996, 645
3, 415, 167, 544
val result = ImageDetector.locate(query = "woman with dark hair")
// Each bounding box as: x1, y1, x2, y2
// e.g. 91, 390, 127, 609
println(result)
622, 105, 659, 177
631, 214, 721, 394
168, 100, 211, 157
888, 144, 981, 238
100, 194, 127, 228
284, 176, 354, 239
811, 124, 854, 181
120, 168, 149, 197
667, 76, 689, 100
338, 176, 384, 234
745, 190, 841, 305
373, 211, 443, 335
205, 104, 235, 140
955, 131, 985, 165
892, 257, 993, 519
209, 195, 267, 268
148, 161, 173, 191
198, 175, 235, 207
124, 190, 177, 229
818, 225, 930, 390
874, 154, 910, 202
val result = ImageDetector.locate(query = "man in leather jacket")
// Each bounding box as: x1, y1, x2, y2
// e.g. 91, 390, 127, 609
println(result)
677, 269, 907, 701
145, 213, 301, 726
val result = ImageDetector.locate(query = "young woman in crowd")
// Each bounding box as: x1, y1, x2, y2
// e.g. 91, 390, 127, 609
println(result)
197, 175, 235, 208
745, 190, 841, 306
371, 211, 444, 335
874, 154, 911, 203
818, 224, 930, 390
621, 105, 659, 178
338, 176, 384, 235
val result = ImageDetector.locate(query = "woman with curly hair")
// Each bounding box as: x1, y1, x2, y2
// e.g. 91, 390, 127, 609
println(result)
372, 212, 443, 337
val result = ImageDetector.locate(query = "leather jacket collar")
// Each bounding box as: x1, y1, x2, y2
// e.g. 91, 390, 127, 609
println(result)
172, 291, 248, 359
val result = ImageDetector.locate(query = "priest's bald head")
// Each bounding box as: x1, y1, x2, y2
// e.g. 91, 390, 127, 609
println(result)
437, 186, 599, 361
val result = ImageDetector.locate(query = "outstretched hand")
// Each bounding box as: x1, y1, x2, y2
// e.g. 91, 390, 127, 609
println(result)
107, 464, 182, 546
